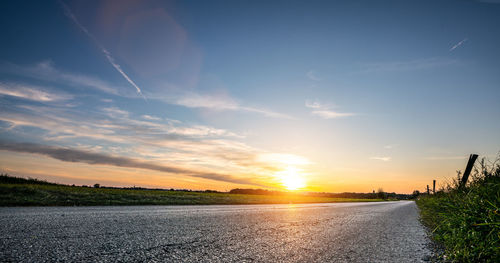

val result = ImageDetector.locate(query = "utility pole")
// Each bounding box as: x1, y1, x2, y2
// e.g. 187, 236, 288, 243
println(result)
433, 180, 436, 194
426, 185, 430, 195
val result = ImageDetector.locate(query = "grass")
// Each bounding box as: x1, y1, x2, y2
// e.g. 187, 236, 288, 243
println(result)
416, 158, 500, 262
0, 175, 384, 206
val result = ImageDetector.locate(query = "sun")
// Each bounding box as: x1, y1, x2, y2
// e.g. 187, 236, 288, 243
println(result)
277, 166, 306, 191
259, 153, 309, 191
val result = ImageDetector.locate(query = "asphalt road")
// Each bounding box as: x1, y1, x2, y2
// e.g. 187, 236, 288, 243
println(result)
0, 201, 432, 262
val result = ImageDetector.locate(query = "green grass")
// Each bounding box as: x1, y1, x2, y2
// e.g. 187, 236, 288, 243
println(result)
416, 159, 500, 262
0, 175, 384, 206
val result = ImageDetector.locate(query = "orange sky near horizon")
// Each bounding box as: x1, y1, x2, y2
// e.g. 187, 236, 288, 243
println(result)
0, 150, 476, 194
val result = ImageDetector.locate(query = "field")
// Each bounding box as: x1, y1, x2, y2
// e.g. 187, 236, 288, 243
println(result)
0, 175, 383, 206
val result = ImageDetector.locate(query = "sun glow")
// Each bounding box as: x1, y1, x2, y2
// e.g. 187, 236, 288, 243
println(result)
276, 166, 306, 191
257, 153, 310, 191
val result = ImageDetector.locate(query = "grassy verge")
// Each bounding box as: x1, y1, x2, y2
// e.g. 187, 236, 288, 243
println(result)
416, 159, 500, 262
0, 175, 384, 206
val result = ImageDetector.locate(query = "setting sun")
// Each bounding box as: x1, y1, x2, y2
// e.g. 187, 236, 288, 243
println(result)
276, 166, 306, 191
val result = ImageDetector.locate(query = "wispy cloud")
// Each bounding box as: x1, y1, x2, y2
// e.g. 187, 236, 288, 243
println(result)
175, 92, 239, 110
305, 99, 355, 119
306, 70, 321, 81
305, 100, 334, 109
102, 107, 130, 118
0, 82, 72, 102
0, 105, 247, 162
142, 115, 161, 121
311, 110, 355, 119
59, 1, 146, 100
0, 141, 259, 186
359, 57, 459, 73
370, 157, 391, 162
0, 103, 243, 146
174, 92, 294, 119
449, 38, 468, 51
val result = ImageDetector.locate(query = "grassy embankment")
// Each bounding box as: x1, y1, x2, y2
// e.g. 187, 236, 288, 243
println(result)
0, 174, 383, 206
416, 159, 499, 262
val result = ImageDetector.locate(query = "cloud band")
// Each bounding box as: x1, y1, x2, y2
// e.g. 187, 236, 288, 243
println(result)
0, 141, 258, 186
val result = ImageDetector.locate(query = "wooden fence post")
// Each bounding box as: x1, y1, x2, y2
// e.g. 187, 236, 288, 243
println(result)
460, 154, 478, 188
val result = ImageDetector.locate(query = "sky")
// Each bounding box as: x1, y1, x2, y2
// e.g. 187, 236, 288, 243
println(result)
0, 0, 499, 193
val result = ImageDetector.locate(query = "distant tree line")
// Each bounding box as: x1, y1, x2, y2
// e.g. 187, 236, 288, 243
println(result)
229, 188, 412, 200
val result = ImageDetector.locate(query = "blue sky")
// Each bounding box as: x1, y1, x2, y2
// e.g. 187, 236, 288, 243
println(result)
0, 0, 499, 193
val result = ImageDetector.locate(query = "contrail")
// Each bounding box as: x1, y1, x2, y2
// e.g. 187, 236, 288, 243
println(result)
59, 1, 146, 101
101, 48, 144, 98
449, 38, 468, 51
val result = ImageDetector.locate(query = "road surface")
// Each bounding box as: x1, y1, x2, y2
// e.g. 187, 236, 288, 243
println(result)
0, 201, 433, 262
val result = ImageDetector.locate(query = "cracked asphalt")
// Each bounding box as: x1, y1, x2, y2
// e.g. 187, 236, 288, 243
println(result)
0, 201, 432, 262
